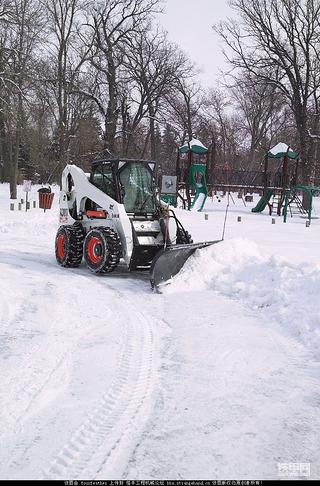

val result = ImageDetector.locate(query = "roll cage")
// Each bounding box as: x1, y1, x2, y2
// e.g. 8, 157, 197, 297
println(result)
90, 159, 157, 215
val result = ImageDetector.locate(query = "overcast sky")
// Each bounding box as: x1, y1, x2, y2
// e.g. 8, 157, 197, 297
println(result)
159, 0, 234, 88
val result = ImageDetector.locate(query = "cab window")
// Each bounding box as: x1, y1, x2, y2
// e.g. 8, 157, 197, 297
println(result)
91, 163, 116, 199
119, 162, 156, 213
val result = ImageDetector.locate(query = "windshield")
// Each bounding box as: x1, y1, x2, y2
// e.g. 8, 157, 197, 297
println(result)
119, 162, 156, 213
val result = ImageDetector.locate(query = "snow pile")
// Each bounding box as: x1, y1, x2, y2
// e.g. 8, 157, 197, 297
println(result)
165, 238, 320, 358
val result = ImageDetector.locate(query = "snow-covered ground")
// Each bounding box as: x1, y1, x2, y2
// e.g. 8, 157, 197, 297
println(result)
0, 183, 320, 480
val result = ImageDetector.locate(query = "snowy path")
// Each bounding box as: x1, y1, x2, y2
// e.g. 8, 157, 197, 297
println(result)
127, 292, 320, 479
0, 226, 161, 479
1, 184, 320, 479
46, 287, 160, 480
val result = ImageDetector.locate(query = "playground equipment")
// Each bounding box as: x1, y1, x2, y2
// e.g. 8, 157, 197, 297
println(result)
252, 142, 303, 216
251, 188, 274, 213
283, 184, 320, 224
176, 139, 209, 211
189, 162, 208, 211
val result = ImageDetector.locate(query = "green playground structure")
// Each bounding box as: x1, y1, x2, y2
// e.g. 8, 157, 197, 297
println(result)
189, 163, 208, 211
252, 142, 299, 216
251, 189, 274, 213
283, 185, 320, 224
176, 139, 209, 211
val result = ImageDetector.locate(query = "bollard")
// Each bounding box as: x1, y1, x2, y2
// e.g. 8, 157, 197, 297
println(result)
306, 220, 310, 227
18, 203, 22, 211
33, 200, 36, 208
10, 203, 14, 211
204, 213, 208, 220
272, 218, 276, 224
237, 216, 241, 222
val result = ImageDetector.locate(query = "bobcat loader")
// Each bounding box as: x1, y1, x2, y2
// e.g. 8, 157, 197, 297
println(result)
55, 159, 219, 290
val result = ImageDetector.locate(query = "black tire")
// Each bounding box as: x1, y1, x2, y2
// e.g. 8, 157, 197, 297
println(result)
176, 227, 193, 244
84, 227, 121, 273
55, 223, 84, 267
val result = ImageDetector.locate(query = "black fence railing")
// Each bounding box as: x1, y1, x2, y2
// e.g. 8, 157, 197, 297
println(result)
211, 169, 265, 187
211, 169, 320, 188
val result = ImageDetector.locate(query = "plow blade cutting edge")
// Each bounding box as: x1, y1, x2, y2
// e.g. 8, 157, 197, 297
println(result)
150, 240, 222, 291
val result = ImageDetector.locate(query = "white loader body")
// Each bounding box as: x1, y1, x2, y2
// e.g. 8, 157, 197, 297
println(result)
55, 159, 216, 290
59, 164, 165, 269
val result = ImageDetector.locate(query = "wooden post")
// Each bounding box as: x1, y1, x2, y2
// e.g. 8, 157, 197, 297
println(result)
282, 153, 289, 188
186, 148, 192, 210
293, 156, 299, 186
279, 152, 289, 216
176, 149, 180, 180
263, 153, 269, 195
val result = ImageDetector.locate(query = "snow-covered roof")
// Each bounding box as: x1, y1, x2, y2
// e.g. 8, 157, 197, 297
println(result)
268, 142, 298, 159
179, 138, 208, 154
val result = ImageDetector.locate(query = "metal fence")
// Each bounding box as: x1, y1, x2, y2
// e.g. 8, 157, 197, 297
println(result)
211, 169, 320, 188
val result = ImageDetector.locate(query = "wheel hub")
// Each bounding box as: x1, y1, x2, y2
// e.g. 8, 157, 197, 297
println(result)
57, 234, 65, 259
87, 236, 103, 264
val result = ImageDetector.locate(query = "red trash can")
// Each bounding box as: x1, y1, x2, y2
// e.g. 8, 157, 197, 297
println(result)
38, 187, 55, 210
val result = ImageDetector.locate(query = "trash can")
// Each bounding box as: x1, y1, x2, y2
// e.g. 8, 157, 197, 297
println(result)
38, 187, 54, 210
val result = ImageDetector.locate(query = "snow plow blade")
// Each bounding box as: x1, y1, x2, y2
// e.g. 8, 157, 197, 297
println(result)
150, 240, 221, 291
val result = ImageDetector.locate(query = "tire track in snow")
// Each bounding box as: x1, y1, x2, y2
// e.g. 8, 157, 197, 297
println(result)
0, 282, 10, 325
0, 280, 11, 369
45, 298, 159, 479
0, 280, 61, 424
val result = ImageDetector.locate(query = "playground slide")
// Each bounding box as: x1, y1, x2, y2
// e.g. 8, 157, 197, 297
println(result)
251, 189, 274, 213
191, 192, 207, 211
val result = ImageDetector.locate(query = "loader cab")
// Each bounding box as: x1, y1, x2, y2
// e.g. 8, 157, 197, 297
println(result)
90, 160, 118, 200
90, 159, 157, 215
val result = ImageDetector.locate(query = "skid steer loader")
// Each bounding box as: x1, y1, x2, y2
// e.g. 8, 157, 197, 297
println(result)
55, 159, 220, 290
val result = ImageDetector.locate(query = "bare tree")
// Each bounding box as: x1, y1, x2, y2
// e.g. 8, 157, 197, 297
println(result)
123, 28, 185, 158
231, 74, 286, 168
45, 0, 92, 177
165, 73, 203, 145
1, 0, 44, 198
215, 0, 320, 184
84, 0, 161, 155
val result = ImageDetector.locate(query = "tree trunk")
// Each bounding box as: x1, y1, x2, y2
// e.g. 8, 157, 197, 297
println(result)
105, 53, 118, 155
149, 104, 156, 160
10, 94, 23, 199
0, 110, 6, 183
121, 97, 128, 155
298, 130, 311, 184
208, 138, 217, 186
296, 121, 312, 209
10, 126, 20, 199
58, 119, 67, 185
